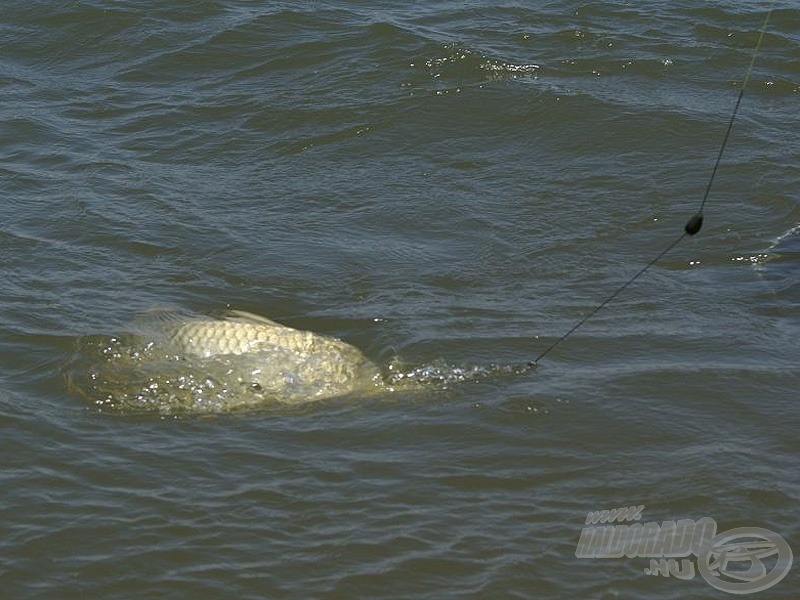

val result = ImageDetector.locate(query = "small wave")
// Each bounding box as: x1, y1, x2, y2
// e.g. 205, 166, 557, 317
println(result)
415, 42, 541, 84
753, 224, 800, 274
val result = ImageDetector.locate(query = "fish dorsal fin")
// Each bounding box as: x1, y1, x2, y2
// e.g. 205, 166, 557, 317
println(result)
223, 309, 285, 329
132, 307, 201, 335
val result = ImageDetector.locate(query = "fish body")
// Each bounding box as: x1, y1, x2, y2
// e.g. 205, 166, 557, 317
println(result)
69, 310, 382, 412
163, 310, 382, 397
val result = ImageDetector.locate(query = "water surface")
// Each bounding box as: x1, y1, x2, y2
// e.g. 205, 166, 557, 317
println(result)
1, 1, 798, 597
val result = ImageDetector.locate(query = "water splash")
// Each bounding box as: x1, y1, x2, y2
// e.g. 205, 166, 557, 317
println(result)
383, 357, 533, 389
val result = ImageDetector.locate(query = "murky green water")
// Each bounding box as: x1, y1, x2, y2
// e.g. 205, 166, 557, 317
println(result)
1, 1, 797, 597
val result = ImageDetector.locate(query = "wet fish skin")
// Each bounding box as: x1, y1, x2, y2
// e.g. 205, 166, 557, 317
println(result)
161, 310, 382, 398
167, 311, 359, 360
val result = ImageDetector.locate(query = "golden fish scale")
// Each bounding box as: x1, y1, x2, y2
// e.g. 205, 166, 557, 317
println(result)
170, 321, 317, 356
166, 320, 368, 367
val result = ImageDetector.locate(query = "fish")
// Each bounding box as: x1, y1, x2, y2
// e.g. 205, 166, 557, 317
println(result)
67, 309, 384, 413
66, 308, 526, 414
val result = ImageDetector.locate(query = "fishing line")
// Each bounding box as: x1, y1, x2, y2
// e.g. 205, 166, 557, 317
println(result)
528, 5, 774, 368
